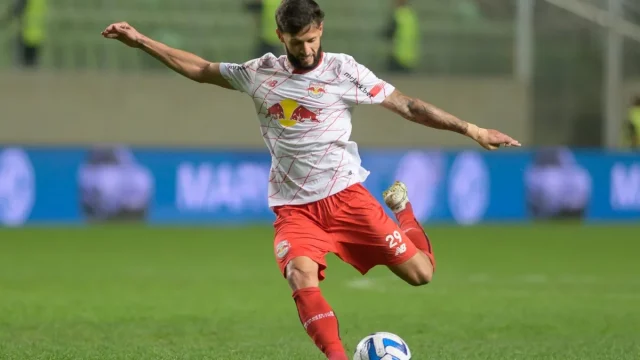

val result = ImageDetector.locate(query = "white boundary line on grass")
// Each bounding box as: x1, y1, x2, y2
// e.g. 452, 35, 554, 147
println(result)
345, 274, 640, 299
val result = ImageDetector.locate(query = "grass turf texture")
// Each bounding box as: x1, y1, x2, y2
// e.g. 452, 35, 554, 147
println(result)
0, 224, 638, 359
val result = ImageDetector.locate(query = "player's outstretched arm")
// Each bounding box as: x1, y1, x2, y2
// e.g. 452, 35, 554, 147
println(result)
101, 22, 233, 89
381, 89, 522, 150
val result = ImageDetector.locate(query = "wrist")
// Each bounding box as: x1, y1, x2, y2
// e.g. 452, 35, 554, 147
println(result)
135, 35, 149, 49
465, 123, 481, 141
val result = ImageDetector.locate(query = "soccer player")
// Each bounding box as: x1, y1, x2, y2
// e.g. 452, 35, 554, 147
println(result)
102, 1, 521, 358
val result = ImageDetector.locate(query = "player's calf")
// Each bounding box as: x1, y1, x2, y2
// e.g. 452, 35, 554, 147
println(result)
285, 256, 348, 360
383, 180, 436, 270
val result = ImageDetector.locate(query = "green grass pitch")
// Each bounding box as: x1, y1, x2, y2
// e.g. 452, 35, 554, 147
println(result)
0, 224, 639, 359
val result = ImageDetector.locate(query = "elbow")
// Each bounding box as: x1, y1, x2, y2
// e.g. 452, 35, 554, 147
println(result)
189, 67, 208, 83
191, 62, 218, 84
406, 97, 426, 120
405, 107, 422, 124
401, 98, 418, 122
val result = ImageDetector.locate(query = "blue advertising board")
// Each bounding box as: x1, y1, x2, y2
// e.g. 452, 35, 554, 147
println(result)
0, 146, 638, 227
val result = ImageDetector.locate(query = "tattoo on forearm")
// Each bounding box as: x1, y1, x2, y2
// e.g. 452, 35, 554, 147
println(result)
406, 98, 468, 135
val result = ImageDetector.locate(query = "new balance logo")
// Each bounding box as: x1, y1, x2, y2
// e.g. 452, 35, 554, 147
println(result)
395, 243, 407, 256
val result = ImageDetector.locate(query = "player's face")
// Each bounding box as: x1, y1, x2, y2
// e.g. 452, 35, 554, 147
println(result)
279, 23, 323, 70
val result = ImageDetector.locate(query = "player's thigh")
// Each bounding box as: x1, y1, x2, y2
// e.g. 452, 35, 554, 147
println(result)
341, 195, 434, 285
337, 216, 418, 275
273, 207, 335, 283
336, 216, 433, 285
331, 188, 418, 273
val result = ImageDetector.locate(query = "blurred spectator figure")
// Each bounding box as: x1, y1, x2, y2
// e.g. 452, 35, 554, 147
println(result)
78, 146, 154, 223
1, 0, 47, 68
525, 148, 592, 220
627, 96, 640, 150
245, 0, 282, 58
385, 0, 420, 73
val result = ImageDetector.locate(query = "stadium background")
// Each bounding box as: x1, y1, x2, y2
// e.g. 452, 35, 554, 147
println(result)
0, 1, 639, 359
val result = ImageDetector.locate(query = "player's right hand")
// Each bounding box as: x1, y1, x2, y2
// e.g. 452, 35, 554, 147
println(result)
101, 22, 143, 48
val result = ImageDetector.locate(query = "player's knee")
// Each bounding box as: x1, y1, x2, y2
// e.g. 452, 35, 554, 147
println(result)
389, 252, 434, 286
405, 263, 433, 286
285, 257, 320, 290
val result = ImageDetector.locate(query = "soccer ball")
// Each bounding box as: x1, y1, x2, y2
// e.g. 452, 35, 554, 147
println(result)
352, 332, 412, 360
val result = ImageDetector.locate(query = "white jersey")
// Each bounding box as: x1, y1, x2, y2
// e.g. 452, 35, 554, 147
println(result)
219, 52, 396, 207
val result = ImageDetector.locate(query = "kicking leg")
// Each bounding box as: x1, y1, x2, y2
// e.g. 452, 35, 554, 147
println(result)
383, 181, 436, 286
285, 256, 348, 360
387, 251, 433, 286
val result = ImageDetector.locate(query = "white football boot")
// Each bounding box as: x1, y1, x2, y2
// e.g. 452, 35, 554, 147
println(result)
382, 181, 409, 213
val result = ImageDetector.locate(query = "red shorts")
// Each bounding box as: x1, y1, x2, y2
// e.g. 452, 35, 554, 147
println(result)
272, 183, 419, 281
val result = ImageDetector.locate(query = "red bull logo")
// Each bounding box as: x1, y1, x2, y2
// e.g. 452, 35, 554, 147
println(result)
307, 82, 326, 99
267, 99, 320, 127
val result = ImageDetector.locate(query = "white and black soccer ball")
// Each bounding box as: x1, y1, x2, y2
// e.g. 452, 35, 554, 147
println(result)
353, 332, 412, 360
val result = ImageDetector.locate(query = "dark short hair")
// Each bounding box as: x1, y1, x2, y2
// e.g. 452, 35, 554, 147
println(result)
276, 0, 325, 35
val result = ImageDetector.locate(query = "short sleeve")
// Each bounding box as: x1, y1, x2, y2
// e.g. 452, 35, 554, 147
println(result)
219, 58, 260, 94
340, 57, 396, 105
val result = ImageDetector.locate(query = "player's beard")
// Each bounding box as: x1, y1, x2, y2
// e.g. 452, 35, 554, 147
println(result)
285, 43, 323, 71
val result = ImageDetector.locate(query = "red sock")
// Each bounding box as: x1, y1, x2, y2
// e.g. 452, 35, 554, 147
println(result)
396, 202, 436, 269
293, 287, 348, 360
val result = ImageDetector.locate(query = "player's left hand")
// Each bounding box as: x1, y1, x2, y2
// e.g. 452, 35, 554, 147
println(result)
476, 128, 521, 150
